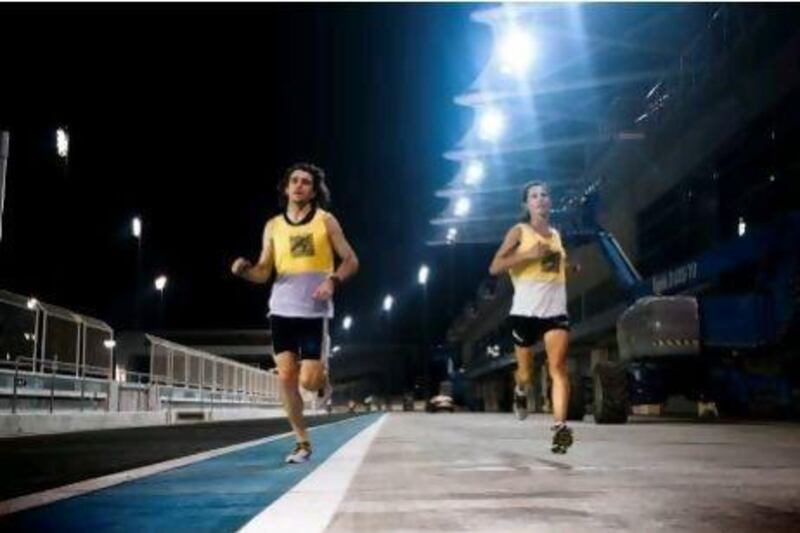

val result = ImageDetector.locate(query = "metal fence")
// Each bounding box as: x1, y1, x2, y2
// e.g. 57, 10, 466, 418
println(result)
0, 289, 113, 379
144, 334, 281, 404
1, 357, 111, 414
1, 289, 281, 413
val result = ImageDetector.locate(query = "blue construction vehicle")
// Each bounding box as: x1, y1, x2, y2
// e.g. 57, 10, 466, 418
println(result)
566, 188, 800, 423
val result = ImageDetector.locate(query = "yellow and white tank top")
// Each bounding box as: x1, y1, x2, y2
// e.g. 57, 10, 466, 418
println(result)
508, 223, 568, 318
269, 207, 334, 318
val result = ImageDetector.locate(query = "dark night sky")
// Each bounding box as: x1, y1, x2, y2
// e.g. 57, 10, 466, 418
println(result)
0, 3, 497, 343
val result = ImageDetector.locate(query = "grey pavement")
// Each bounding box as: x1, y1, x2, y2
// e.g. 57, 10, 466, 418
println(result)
327, 413, 800, 532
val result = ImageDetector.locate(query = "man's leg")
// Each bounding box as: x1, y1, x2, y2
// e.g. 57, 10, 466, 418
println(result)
274, 352, 309, 443
298, 318, 332, 410
299, 360, 326, 393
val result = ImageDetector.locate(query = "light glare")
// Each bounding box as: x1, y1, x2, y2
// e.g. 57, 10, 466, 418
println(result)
465, 160, 485, 186
132, 217, 142, 238
498, 28, 535, 76
454, 197, 471, 217
418, 264, 430, 285
446, 227, 458, 244
477, 108, 506, 141
56, 128, 69, 158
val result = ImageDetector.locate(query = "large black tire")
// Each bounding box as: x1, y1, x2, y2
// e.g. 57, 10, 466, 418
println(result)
593, 362, 629, 424
567, 371, 586, 421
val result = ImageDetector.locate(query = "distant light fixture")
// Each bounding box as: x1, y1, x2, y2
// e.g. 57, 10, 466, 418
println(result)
103, 339, 117, 349
418, 264, 430, 286
26, 298, 39, 310
477, 108, 506, 141
155, 275, 168, 292
464, 160, 485, 186
382, 294, 394, 313
738, 217, 747, 237
332, 345, 342, 354
446, 227, 458, 244
132, 217, 142, 239
497, 27, 535, 76
454, 197, 471, 217
56, 128, 69, 158
342, 315, 353, 331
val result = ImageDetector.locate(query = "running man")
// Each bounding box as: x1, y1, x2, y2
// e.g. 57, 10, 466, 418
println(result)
232, 162, 359, 463
489, 181, 575, 454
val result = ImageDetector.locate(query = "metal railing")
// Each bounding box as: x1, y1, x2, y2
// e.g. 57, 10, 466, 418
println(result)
0, 289, 113, 380
144, 334, 281, 405
1, 356, 111, 414
1, 289, 282, 414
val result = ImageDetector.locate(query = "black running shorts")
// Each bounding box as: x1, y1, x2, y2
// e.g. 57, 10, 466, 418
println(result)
270, 315, 327, 360
508, 315, 570, 348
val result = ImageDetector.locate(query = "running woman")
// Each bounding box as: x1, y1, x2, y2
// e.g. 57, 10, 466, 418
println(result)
489, 181, 574, 454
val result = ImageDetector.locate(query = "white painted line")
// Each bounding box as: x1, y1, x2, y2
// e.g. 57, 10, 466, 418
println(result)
0, 415, 364, 517
338, 497, 592, 514
238, 413, 388, 533
450, 466, 517, 472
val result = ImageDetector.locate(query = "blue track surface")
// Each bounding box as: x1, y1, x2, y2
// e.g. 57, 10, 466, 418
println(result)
1, 414, 379, 532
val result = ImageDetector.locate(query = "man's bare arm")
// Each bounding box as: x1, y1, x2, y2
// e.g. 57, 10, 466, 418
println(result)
312, 214, 359, 301
325, 214, 359, 281
231, 219, 274, 284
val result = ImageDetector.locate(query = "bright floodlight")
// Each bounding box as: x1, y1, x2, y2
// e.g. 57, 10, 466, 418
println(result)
26, 298, 39, 310
418, 264, 430, 286
477, 108, 506, 141
382, 294, 394, 313
342, 315, 353, 331
132, 217, 142, 238
497, 28, 535, 76
454, 197, 471, 217
155, 275, 168, 291
738, 217, 747, 237
465, 160, 485, 186
103, 339, 117, 349
446, 227, 458, 244
56, 128, 69, 158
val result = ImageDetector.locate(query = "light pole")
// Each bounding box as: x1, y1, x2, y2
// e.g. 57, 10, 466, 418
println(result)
155, 275, 167, 325
446, 228, 457, 320
26, 297, 41, 369
56, 128, 69, 160
0, 131, 9, 244
418, 264, 431, 396
132, 216, 142, 327
56, 127, 69, 178
418, 264, 430, 343
103, 339, 117, 380
382, 294, 394, 340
